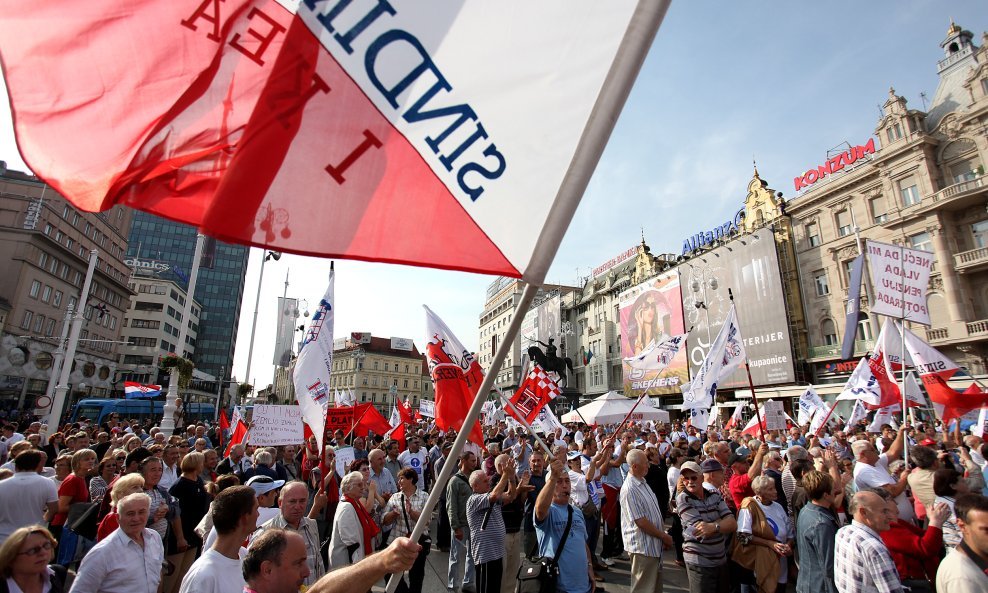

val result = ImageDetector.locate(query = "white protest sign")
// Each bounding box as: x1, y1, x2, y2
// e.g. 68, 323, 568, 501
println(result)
763, 400, 787, 432
335, 446, 355, 477
866, 240, 934, 326
419, 400, 435, 418
972, 407, 988, 438
250, 405, 303, 446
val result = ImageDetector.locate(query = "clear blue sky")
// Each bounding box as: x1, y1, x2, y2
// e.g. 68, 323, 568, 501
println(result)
1, 2, 984, 388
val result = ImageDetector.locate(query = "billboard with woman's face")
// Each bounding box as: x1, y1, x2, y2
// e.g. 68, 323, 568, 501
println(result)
619, 272, 687, 396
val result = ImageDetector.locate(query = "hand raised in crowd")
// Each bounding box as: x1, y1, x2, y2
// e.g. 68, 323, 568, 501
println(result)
548, 455, 565, 479
518, 470, 535, 494
379, 537, 422, 573
928, 501, 951, 528
758, 443, 769, 456
820, 449, 837, 468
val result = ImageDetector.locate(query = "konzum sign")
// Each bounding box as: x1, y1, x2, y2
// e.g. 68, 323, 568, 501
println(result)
794, 138, 876, 191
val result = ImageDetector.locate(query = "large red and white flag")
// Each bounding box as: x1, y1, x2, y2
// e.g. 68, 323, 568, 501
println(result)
424, 306, 485, 446
506, 363, 561, 424
0, 1, 668, 281
902, 328, 988, 425
724, 402, 745, 431
866, 320, 902, 410
293, 270, 334, 453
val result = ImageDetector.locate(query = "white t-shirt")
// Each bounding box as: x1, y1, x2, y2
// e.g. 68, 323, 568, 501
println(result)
202, 507, 280, 555
178, 548, 245, 593
666, 466, 681, 502
568, 471, 589, 507
738, 500, 792, 583
398, 449, 428, 477
853, 454, 914, 521
0, 472, 58, 543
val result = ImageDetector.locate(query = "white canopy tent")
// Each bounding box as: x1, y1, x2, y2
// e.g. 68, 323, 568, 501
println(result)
561, 391, 670, 425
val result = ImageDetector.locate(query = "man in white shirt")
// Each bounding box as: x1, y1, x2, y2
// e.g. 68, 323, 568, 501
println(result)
180, 486, 258, 593
398, 437, 428, 479
70, 493, 164, 593
851, 427, 913, 522
0, 450, 58, 544
159, 444, 181, 492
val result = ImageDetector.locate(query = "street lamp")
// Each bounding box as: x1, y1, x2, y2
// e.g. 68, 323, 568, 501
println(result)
244, 250, 281, 388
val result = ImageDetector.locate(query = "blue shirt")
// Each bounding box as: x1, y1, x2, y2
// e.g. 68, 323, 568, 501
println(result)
536, 503, 589, 593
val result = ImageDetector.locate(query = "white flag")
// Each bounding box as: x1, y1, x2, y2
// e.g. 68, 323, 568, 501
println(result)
797, 387, 827, 426
534, 405, 565, 434
867, 406, 898, 433
624, 332, 688, 371
293, 271, 334, 454
682, 304, 746, 410
835, 358, 882, 407
973, 407, 988, 438
846, 398, 868, 428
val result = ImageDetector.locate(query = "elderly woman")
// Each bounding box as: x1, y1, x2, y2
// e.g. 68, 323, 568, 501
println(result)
0, 527, 66, 593
243, 449, 279, 482
88, 457, 119, 504
382, 468, 431, 593
50, 448, 97, 542
732, 475, 793, 593
329, 471, 379, 570
933, 467, 968, 549
140, 456, 188, 557
50, 454, 72, 490
349, 458, 379, 512
871, 487, 944, 592
96, 473, 145, 541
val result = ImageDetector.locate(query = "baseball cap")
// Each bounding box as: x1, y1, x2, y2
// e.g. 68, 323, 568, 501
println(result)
246, 475, 285, 496
728, 452, 749, 466
680, 461, 702, 475
700, 459, 724, 474
566, 451, 582, 461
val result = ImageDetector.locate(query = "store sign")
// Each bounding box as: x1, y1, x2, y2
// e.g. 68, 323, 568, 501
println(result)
390, 337, 414, 351
592, 246, 637, 277
793, 138, 876, 191
820, 360, 858, 375
350, 332, 371, 344
124, 258, 170, 272
681, 209, 744, 255
23, 198, 42, 230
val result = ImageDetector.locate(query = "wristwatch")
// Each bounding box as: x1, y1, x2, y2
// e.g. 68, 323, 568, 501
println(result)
714, 522, 721, 533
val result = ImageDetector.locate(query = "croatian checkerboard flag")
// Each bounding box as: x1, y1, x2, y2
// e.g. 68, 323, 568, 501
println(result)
0, 1, 668, 283
506, 363, 561, 424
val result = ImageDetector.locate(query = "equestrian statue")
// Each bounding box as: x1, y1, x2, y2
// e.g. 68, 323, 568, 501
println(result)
527, 338, 573, 388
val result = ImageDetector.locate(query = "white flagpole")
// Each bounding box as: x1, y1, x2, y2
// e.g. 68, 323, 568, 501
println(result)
384, 283, 539, 593
498, 394, 553, 456
162, 234, 205, 433
898, 246, 909, 467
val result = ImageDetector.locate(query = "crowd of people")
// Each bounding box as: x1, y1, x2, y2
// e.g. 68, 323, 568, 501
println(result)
0, 409, 987, 593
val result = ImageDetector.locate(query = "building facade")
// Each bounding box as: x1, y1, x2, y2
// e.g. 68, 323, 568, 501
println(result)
118, 276, 201, 384
789, 24, 988, 387
126, 212, 249, 382
0, 164, 133, 410
329, 336, 430, 416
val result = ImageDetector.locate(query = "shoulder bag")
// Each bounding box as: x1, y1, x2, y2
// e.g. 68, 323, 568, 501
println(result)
516, 505, 573, 593
401, 493, 432, 551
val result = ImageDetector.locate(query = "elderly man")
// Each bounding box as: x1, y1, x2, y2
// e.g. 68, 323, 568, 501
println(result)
218, 443, 252, 476
535, 449, 595, 593
728, 443, 768, 511
180, 486, 258, 593
70, 493, 164, 593
622, 449, 673, 593
0, 450, 58, 544
447, 451, 478, 592
834, 490, 902, 593
368, 448, 397, 546
466, 460, 516, 593
851, 427, 913, 522
796, 471, 840, 593
676, 460, 736, 593
257, 481, 326, 586
937, 493, 988, 592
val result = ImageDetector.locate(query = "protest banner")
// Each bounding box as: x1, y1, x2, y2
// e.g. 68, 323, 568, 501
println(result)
763, 400, 787, 432
325, 407, 354, 435
866, 240, 934, 325
250, 405, 303, 446
419, 400, 435, 418
335, 446, 355, 477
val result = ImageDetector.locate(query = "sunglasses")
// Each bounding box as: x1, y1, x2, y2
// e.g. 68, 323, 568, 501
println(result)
19, 542, 53, 556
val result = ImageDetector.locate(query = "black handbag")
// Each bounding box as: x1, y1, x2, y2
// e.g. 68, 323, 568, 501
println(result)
516, 505, 573, 593
401, 493, 432, 551
66, 502, 100, 541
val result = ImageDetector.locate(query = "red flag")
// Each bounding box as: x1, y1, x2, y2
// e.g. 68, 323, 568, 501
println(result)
506, 363, 561, 424
224, 421, 248, 457
425, 307, 485, 447
901, 327, 988, 425
385, 423, 406, 450
398, 397, 413, 426
351, 403, 393, 438
865, 321, 901, 409
218, 408, 230, 447
725, 403, 744, 431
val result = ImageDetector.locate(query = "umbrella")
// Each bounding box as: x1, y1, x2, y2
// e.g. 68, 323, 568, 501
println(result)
561, 391, 670, 425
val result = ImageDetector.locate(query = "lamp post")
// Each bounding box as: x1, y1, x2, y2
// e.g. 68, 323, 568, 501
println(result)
244, 250, 281, 390
161, 234, 206, 433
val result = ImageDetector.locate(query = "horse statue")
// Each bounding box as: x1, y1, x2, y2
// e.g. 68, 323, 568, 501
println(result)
527, 338, 573, 388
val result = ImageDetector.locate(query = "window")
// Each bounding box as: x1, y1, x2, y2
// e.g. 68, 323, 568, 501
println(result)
39, 252, 48, 268
814, 271, 830, 296
43, 223, 53, 236
130, 319, 160, 329
836, 210, 852, 237
33, 315, 45, 333
52, 291, 62, 308
129, 337, 156, 347
29, 280, 41, 298
950, 158, 981, 184
908, 232, 933, 253
856, 315, 874, 342
373, 361, 379, 370
68, 296, 77, 310
973, 221, 988, 249
822, 319, 838, 346
45, 319, 56, 337
41, 286, 52, 303
62, 205, 70, 219
54, 231, 63, 243
898, 177, 921, 207
886, 122, 903, 143
20, 310, 33, 330
869, 196, 887, 224
72, 212, 80, 226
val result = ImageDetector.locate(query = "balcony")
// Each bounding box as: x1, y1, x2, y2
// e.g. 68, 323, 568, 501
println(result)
955, 247, 988, 274
926, 320, 988, 343
929, 176, 986, 208
807, 339, 874, 360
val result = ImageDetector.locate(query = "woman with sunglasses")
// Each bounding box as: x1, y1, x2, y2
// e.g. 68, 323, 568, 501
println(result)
0, 527, 67, 593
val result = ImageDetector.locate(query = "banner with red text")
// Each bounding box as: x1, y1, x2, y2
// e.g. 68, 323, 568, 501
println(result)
865, 240, 934, 325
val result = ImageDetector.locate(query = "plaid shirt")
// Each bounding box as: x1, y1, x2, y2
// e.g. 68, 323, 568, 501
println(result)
834, 522, 904, 593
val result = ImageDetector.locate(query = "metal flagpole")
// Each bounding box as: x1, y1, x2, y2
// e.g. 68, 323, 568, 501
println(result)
47, 250, 99, 427
850, 210, 880, 338
898, 246, 909, 468
42, 305, 74, 409
383, 282, 539, 593
161, 234, 205, 433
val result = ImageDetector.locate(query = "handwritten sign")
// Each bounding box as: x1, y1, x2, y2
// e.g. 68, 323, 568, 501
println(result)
251, 405, 303, 446
335, 446, 355, 477
866, 240, 934, 325
419, 400, 435, 418
763, 400, 787, 432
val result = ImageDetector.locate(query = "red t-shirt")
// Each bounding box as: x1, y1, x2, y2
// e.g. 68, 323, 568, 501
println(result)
96, 512, 119, 541
728, 473, 754, 511
52, 473, 90, 526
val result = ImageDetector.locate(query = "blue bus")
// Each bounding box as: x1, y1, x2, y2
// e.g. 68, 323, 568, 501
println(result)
70, 398, 216, 425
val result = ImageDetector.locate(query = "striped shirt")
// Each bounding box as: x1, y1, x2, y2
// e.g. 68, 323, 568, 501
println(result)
467, 493, 505, 564
834, 521, 904, 593
620, 474, 664, 558
676, 489, 733, 567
